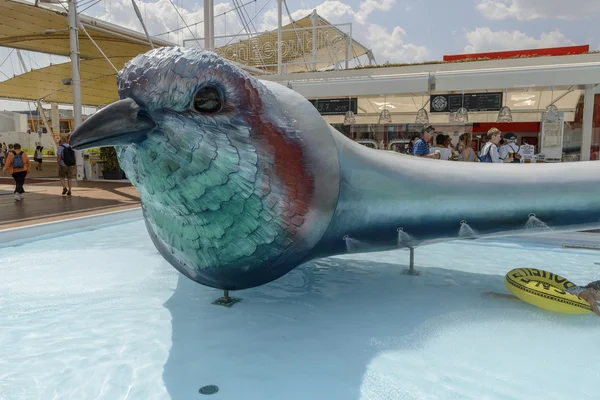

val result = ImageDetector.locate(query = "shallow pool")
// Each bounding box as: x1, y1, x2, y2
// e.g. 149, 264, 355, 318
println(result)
1, 220, 599, 400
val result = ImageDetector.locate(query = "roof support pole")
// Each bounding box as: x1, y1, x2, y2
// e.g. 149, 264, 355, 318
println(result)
16, 51, 27, 73
277, 0, 282, 74
68, 0, 85, 180
78, 23, 118, 73
35, 101, 53, 142
311, 10, 317, 71
50, 103, 60, 147
130, 0, 155, 49
208, 0, 214, 50
204, 0, 214, 50
345, 25, 352, 70
581, 84, 595, 161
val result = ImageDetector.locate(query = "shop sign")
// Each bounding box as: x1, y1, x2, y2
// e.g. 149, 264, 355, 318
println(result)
430, 92, 503, 113
520, 144, 535, 162
309, 98, 358, 115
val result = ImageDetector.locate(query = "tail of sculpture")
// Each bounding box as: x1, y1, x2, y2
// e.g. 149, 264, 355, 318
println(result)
306, 128, 600, 259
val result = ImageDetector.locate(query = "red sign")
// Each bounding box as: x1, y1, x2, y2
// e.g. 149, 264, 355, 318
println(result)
472, 122, 540, 133
443, 45, 590, 62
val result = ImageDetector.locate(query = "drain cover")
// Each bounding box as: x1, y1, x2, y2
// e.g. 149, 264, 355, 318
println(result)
199, 385, 219, 395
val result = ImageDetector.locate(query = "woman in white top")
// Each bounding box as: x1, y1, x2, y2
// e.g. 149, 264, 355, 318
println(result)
430, 134, 453, 160
479, 128, 503, 163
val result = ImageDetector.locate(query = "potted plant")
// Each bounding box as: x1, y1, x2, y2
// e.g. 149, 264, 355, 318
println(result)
100, 147, 124, 180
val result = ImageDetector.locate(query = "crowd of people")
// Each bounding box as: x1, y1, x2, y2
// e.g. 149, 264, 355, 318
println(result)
409, 125, 524, 163
0, 143, 45, 170
1, 138, 77, 201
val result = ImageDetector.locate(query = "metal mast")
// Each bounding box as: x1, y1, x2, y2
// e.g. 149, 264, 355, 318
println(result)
68, 0, 84, 180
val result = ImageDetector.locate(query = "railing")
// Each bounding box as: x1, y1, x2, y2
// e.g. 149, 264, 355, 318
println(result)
184, 23, 354, 72
387, 139, 411, 153
356, 139, 379, 149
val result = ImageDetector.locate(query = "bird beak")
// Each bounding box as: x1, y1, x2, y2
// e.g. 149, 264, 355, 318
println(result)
70, 98, 155, 150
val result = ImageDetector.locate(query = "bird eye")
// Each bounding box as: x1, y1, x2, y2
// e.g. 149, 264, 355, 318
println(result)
193, 86, 222, 113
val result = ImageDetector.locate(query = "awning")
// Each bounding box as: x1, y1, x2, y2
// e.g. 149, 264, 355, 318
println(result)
0, 57, 125, 105
0, 0, 172, 59
0, 0, 174, 105
191, 12, 371, 73
0, 0, 272, 106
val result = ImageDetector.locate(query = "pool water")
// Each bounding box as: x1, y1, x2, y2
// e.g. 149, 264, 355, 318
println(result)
1, 220, 599, 400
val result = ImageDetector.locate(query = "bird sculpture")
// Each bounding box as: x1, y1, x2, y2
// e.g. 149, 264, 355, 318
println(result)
71, 47, 600, 291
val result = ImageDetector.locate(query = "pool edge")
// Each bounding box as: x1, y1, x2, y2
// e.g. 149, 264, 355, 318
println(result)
0, 207, 143, 248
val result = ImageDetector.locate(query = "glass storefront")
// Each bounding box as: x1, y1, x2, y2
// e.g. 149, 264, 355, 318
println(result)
327, 90, 600, 162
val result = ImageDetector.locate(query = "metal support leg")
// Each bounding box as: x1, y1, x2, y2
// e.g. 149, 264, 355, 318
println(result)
212, 289, 242, 307
403, 247, 420, 276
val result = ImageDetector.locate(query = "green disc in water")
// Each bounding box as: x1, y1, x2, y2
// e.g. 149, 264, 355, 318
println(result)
199, 385, 219, 395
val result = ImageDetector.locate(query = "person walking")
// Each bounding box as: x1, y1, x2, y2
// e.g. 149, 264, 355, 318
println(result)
57, 138, 76, 196
34, 145, 44, 171
2, 143, 31, 201
0, 145, 5, 168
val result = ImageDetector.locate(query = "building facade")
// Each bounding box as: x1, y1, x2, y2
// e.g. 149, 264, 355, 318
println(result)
263, 45, 600, 162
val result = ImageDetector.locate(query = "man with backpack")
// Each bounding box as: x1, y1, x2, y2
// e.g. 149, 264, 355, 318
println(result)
2, 143, 30, 201
478, 128, 503, 163
498, 133, 522, 163
57, 138, 76, 196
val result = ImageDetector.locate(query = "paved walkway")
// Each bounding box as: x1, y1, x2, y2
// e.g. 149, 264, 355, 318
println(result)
0, 178, 140, 230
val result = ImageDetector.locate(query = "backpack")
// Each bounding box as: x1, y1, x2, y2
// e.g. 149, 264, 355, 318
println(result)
61, 145, 76, 166
11, 151, 24, 169
477, 144, 496, 163
510, 145, 522, 163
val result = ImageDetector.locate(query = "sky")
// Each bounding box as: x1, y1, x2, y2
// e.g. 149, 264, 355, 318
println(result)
0, 0, 599, 111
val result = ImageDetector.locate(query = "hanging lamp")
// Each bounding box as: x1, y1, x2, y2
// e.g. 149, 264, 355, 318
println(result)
415, 108, 429, 124
343, 96, 356, 126
378, 95, 392, 124
542, 87, 559, 122
343, 111, 356, 126
497, 106, 513, 122
415, 93, 429, 124
497, 90, 513, 122
454, 107, 469, 123
454, 91, 469, 123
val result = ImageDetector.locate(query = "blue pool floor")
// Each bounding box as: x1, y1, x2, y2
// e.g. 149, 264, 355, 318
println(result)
1, 220, 599, 400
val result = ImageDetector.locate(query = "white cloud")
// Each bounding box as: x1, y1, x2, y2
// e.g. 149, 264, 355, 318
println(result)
93, 0, 243, 44
259, 0, 428, 63
476, 0, 600, 21
464, 27, 574, 53
367, 25, 428, 64
92, 0, 428, 63
357, 0, 396, 21
0, 0, 428, 105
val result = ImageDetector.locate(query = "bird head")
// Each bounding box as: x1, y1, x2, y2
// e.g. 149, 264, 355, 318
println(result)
70, 47, 340, 290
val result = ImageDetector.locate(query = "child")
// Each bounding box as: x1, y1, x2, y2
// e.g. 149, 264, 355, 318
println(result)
485, 280, 600, 316
34, 145, 44, 171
